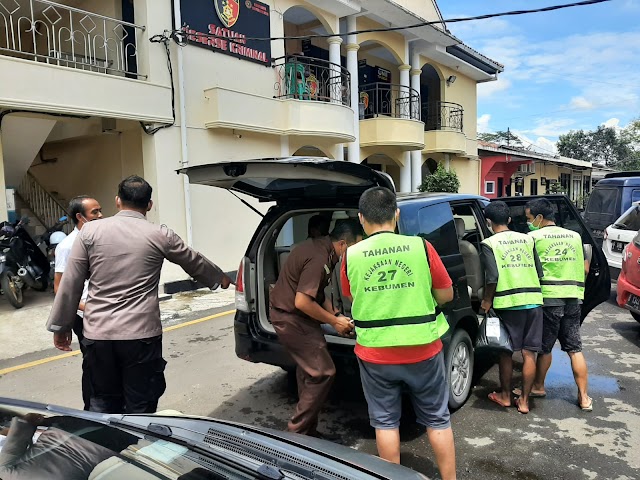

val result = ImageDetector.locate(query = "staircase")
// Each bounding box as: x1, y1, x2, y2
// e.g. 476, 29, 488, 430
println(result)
15, 172, 72, 235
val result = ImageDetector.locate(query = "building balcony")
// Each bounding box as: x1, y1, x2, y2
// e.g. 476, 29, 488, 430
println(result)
358, 83, 424, 150
0, 0, 172, 122
422, 101, 467, 154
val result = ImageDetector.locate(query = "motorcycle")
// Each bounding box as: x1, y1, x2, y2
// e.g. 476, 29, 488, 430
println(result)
35, 216, 68, 286
0, 217, 51, 308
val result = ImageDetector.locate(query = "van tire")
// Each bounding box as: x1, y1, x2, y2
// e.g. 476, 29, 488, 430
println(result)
631, 312, 640, 323
445, 329, 474, 410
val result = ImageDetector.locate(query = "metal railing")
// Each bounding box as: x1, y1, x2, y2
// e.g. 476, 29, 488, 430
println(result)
17, 171, 71, 233
358, 83, 420, 120
273, 55, 350, 106
0, 0, 145, 78
422, 101, 464, 132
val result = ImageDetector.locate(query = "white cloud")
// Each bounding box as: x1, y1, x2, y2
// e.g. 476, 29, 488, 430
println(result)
569, 96, 594, 110
512, 130, 558, 155
603, 118, 621, 129
478, 77, 511, 99
525, 118, 576, 137
477, 114, 491, 133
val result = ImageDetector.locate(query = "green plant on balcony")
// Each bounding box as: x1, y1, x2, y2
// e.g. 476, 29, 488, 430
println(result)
419, 163, 460, 193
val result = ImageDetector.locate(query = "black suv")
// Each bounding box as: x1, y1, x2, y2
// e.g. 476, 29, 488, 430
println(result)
181, 158, 610, 409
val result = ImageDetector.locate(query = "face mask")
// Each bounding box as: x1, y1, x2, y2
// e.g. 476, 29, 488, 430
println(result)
527, 216, 541, 231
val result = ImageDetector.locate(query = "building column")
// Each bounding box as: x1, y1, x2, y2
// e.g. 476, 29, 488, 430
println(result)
411, 51, 423, 191
399, 64, 411, 192
346, 16, 360, 164
0, 135, 8, 221
328, 35, 344, 161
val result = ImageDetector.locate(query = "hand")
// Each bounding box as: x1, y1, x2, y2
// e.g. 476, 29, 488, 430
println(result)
332, 315, 355, 337
221, 275, 233, 290
480, 300, 492, 314
53, 331, 72, 352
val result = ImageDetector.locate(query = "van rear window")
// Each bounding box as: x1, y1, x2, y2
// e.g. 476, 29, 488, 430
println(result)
586, 188, 618, 216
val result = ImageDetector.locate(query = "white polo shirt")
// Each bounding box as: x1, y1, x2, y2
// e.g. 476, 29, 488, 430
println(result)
54, 228, 89, 318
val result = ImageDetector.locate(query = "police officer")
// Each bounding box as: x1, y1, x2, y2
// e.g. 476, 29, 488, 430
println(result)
524, 198, 592, 411
481, 201, 544, 414
341, 187, 456, 479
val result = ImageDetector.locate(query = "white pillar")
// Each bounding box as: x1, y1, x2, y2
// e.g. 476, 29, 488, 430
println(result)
0, 135, 8, 221
399, 64, 411, 192
346, 16, 360, 164
328, 36, 344, 161
410, 51, 423, 191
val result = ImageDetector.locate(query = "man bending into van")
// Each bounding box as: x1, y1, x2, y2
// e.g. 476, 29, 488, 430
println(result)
341, 187, 456, 479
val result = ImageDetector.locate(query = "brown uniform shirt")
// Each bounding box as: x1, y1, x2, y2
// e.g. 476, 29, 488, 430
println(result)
46, 210, 225, 341
270, 236, 337, 317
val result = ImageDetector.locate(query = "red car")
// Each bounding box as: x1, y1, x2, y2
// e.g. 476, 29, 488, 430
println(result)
617, 231, 640, 322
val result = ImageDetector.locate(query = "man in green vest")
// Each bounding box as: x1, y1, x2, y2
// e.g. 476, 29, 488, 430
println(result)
523, 198, 593, 411
341, 187, 456, 479
481, 201, 544, 414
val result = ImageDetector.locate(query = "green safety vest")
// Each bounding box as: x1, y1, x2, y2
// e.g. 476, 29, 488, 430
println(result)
346, 232, 449, 348
529, 226, 585, 300
482, 231, 543, 309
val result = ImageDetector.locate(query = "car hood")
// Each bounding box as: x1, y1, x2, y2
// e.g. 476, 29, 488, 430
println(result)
177, 157, 395, 202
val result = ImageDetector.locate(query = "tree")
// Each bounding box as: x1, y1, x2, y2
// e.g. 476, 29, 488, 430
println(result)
478, 130, 525, 149
419, 163, 460, 193
557, 123, 640, 169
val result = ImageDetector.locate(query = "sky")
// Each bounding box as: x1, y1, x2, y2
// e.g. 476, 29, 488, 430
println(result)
438, 0, 640, 154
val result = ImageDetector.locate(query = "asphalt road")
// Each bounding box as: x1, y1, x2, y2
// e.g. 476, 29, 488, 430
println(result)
0, 290, 638, 479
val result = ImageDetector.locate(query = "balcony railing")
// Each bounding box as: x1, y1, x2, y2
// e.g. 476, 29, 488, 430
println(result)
273, 55, 350, 107
0, 0, 145, 78
422, 101, 464, 132
358, 83, 420, 121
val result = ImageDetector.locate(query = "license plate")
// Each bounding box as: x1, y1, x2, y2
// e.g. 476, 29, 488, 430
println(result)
627, 294, 640, 311
592, 230, 604, 239
612, 241, 626, 253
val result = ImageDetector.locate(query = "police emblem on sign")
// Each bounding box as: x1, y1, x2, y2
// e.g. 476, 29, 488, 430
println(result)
215, 0, 240, 28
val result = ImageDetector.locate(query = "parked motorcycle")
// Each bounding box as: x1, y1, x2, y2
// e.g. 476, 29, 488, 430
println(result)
36, 215, 68, 286
0, 217, 51, 308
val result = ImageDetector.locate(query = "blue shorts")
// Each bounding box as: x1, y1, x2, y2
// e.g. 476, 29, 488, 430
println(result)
357, 351, 450, 430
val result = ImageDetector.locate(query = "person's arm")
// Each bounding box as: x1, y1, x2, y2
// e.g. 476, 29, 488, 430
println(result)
163, 227, 232, 289
340, 256, 352, 301
46, 235, 89, 350
0, 417, 37, 467
480, 243, 498, 312
294, 292, 353, 335
533, 248, 544, 279
425, 241, 454, 306
52, 242, 70, 295
53, 272, 62, 294
583, 244, 592, 275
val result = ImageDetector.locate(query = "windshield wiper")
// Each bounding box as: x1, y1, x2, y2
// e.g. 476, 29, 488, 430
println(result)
612, 223, 629, 230
108, 419, 285, 480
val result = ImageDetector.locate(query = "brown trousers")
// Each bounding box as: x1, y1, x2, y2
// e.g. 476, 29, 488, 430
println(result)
271, 309, 336, 435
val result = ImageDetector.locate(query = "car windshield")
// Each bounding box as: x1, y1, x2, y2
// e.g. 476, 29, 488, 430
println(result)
612, 205, 640, 231
0, 408, 254, 480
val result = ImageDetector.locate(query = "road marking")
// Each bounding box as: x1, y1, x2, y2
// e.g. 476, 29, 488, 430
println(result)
0, 309, 236, 376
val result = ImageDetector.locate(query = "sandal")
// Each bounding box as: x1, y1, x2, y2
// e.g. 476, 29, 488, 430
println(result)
488, 392, 511, 408
579, 396, 593, 411
512, 387, 546, 398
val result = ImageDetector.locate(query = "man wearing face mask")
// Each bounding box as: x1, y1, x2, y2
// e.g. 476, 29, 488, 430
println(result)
47, 176, 232, 414
269, 219, 362, 438
481, 201, 544, 414
53, 195, 103, 410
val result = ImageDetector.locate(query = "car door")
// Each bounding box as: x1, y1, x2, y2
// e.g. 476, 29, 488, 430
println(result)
496, 195, 611, 320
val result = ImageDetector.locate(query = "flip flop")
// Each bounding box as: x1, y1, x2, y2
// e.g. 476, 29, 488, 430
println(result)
512, 387, 546, 398
515, 397, 529, 414
579, 396, 593, 411
488, 392, 511, 408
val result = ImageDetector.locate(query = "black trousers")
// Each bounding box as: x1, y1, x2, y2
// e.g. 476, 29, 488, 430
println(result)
71, 315, 91, 411
81, 335, 167, 414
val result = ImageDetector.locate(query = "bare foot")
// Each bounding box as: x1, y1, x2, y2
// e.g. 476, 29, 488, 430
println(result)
488, 391, 511, 408
515, 397, 529, 414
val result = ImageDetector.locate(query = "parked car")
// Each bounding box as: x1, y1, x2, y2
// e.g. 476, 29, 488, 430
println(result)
603, 202, 640, 278
584, 172, 640, 245
616, 231, 640, 323
181, 158, 610, 409
0, 396, 428, 480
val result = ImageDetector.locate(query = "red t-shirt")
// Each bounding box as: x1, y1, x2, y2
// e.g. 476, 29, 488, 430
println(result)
341, 239, 452, 365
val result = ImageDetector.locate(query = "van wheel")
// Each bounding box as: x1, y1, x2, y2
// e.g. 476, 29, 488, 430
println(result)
445, 329, 474, 410
631, 312, 640, 323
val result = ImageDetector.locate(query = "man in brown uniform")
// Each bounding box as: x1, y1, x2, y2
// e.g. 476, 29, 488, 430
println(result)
270, 219, 362, 437
47, 175, 232, 414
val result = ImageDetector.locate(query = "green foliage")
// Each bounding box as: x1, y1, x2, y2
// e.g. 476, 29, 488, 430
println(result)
419, 163, 460, 193
478, 130, 524, 149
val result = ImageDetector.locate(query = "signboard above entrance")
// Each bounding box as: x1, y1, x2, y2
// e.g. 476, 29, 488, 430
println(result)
181, 0, 271, 65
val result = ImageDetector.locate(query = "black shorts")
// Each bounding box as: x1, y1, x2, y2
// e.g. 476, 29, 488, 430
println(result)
495, 307, 543, 352
541, 305, 582, 354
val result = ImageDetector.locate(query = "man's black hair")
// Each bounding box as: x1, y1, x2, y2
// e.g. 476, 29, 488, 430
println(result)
330, 219, 363, 245
118, 175, 152, 210
358, 187, 397, 225
68, 195, 91, 226
308, 214, 331, 238
484, 201, 511, 226
526, 198, 555, 221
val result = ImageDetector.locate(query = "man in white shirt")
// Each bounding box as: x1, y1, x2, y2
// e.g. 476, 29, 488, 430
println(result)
54, 195, 103, 410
